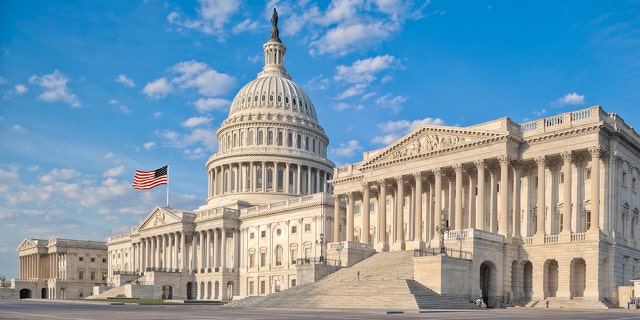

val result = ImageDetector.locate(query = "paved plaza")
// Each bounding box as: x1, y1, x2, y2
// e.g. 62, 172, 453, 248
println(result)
0, 300, 639, 320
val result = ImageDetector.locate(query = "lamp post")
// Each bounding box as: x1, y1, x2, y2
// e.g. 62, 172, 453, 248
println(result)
315, 233, 327, 264
435, 213, 450, 254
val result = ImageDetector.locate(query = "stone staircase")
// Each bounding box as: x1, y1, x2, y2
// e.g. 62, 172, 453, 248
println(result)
527, 297, 612, 309
86, 284, 126, 300
230, 250, 479, 310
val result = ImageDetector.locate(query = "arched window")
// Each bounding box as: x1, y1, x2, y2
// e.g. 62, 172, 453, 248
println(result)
233, 133, 237, 147
275, 245, 283, 266
247, 131, 253, 146
277, 169, 284, 191
267, 169, 274, 190
256, 168, 263, 190
305, 137, 309, 151
287, 133, 293, 147
257, 131, 264, 145
312, 138, 316, 153
296, 135, 301, 148
267, 131, 273, 145
240, 132, 244, 147
277, 132, 283, 146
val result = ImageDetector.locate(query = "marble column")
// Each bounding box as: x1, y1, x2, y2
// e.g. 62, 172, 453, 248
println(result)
433, 168, 442, 242
467, 168, 476, 229
347, 192, 355, 242
589, 147, 601, 231
394, 176, 405, 250
413, 172, 425, 249
221, 228, 227, 271
513, 160, 522, 238
377, 179, 388, 251
535, 156, 547, 237
333, 195, 341, 243
499, 155, 510, 236
561, 151, 573, 234
362, 182, 371, 244
454, 164, 463, 230
490, 164, 499, 233
475, 160, 486, 230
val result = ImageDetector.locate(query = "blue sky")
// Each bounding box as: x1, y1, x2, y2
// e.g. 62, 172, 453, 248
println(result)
1, 0, 639, 279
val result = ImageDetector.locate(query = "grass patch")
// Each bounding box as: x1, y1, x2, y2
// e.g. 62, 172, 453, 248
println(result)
90, 298, 168, 305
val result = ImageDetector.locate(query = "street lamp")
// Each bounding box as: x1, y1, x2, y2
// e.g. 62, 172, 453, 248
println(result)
315, 233, 327, 264
435, 213, 450, 254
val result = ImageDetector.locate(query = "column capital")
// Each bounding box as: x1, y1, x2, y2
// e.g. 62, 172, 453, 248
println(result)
588, 145, 603, 159
561, 151, 574, 163
413, 171, 425, 181
512, 159, 523, 171
474, 159, 486, 169
360, 181, 370, 190
452, 163, 463, 173
465, 166, 477, 179
432, 167, 442, 176
394, 175, 404, 184
498, 154, 511, 166
377, 178, 387, 187
534, 155, 547, 167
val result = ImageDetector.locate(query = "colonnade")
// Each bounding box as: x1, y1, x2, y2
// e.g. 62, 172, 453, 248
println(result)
333, 147, 604, 249
208, 162, 332, 198
128, 228, 239, 274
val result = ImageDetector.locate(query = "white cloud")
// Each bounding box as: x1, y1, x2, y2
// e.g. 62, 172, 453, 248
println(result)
337, 83, 368, 99
167, 0, 241, 40
373, 117, 445, 144
193, 97, 230, 113
103, 166, 125, 177
331, 139, 362, 158
151, 112, 162, 119
143, 61, 235, 99
39, 168, 81, 183
11, 125, 26, 133
28, 70, 81, 107
533, 109, 547, 117
14, 84, 27, 95
232, 18, 260, 34
334, 55, 400, 83
552, 92, 585, 106
182, 116, 212, 128
311, 22, 395, 56
115, 74, 135, 87
142, 77, 172, 99
375, 93, 407, 112
143, 141, 156, 150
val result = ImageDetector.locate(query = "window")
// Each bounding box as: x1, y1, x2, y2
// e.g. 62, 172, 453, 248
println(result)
249, 253, 255, 268
79, 257, 84, 262
305, 137, 309, 150
354, 205, 361, 214
276, 228, 282, 236
275, 245, 283, 266
304, 224, 311, 232
249, 281, 255, 295
560, 173, 564, 184
91, 258, 95, 262
258, 131, 264, 145
277, 132, 283, 146
297, 135, 301, 148
291, 226, 297, 234
260, 252, 266, 267
585, 168, 591, 180
261, 230, 266, 238
260, 280, 266, 294
369, 203, 375, 212
586, 211, 592, 230
633, 178, 637, 192
102, 258, 107, 263
291, 248, 298, 264
102, 272, 107, 281
90, 271, 96, 280
623, 171, 628, 186
250, 232, 255, 239
304, 247, 311, 260
78, 271, 84, 280
287, 133, 292, 147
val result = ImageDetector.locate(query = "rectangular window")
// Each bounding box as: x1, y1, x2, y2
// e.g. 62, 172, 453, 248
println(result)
304, 223, 311, 232
249, 281, 255, 295
633, 178, 637, 192
91, 257, 95, 262
260, 280, 266, 294
354, 205, 360, 214
79, 257, 84, 262
369, 203, 375, 212
102, 258, 107, 263
90, 271, 96, 280
250, 232, 255, 239
291, 279, 296, 287
585, 168, 592, 180
586, 211, 592, 230
304, 247, 311, 259
78, 271, 84, 280
291, 226, 297, 234
560, 173, 564, 184
291, 248, 298, 264
260, 252, 266, 267
261, 230, 266, 238
249, 253, 255, 268
623, 171, 628, 186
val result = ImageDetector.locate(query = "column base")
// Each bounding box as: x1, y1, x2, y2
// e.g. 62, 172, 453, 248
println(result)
375, 242, 389, 252
533, 234, 545, 245
412, 240, 426, 250
558, 231, 572, 242
391, 241, 405, 251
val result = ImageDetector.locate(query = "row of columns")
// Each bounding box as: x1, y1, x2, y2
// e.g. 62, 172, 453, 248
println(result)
131, 228, 237, 274
19, 252, 66, 280
333, 148, 604, 249
19, 253, 41, 279
208, 162, 332, 197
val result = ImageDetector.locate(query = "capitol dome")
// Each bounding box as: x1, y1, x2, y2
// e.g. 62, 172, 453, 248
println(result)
203, 10, 335, 207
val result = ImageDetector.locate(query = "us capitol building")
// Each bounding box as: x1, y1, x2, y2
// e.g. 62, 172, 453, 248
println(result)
13, 11, 640, 308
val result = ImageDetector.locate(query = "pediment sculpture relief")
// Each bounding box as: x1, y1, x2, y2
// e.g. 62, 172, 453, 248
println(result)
391, 134, 467, 160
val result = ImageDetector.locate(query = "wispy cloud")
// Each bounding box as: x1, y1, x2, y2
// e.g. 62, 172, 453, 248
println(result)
551, 92, 585, 107
193, 97, 231, 113
331, 139, 362, 158
115, 74, 135, 87
167, 0, 241, 40
372, 117, 445, 145
28, 70, 81, 108
334, 55, 401, 100
142, 61, 236, 100
14, 84, 27, 95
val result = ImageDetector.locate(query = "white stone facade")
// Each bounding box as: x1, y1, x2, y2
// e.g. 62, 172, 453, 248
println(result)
331, 106, 640, 306
14, 238, 108, 299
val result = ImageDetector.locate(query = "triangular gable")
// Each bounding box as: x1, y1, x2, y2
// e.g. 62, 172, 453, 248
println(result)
138, 207, 183, 231
16, 238, 38, 252
359, 125, 505, 169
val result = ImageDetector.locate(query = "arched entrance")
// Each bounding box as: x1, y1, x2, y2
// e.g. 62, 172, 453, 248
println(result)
227, 281, 234, 301
479, 261, 498, 307
523, 261, 533, 300
570, 258, 586, 298
214, 281, 220, 300
41, 288, 47, 299
207, 281, 212, 300
161, 285, 173, 299
19, 289, 31, 299
200, 281, 205, 299
544, 259, 559, 298
186, 282, 194, 300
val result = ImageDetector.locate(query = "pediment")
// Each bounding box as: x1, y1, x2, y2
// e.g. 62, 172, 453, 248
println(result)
139, 207, 183, 231
359, 125, 505, 168
16, 238, 38, 251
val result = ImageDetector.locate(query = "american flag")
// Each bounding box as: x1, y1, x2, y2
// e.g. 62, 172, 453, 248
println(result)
132, 165, 168, 190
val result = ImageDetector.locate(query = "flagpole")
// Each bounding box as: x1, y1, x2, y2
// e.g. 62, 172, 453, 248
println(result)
166, 164, 170, 208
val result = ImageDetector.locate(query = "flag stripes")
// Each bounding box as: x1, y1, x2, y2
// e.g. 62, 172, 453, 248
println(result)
133, 165, 168, 190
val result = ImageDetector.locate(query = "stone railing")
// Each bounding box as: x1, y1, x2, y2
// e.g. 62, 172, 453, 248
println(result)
519, 106, 603, 136
414, 248, 472, 260
571, 232, 586, 242
544, 234, 558, 243
333, 162, 362, 179
521, 237, 534, 245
